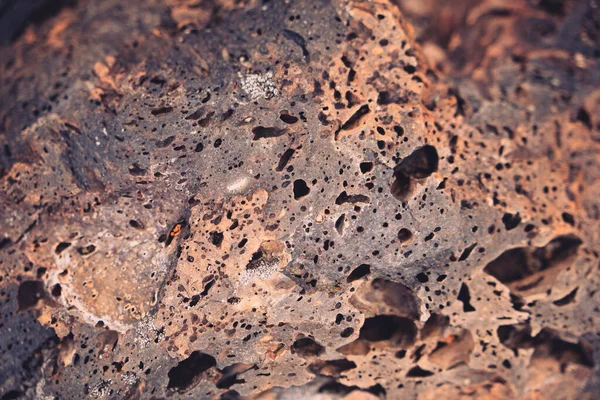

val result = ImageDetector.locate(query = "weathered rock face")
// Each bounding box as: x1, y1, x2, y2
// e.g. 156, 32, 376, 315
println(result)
1, 0, 599, 398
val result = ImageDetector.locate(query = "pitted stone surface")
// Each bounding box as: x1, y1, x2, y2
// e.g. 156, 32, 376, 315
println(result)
1, 0, 599, 399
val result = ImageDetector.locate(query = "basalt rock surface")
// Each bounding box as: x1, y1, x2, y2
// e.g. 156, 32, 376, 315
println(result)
1, 0, 600, 399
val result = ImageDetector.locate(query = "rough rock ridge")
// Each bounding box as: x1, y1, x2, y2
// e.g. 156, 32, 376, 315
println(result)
0, 0, 599, 399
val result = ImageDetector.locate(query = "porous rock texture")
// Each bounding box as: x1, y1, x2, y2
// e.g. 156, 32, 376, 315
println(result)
1, 0, 600, 399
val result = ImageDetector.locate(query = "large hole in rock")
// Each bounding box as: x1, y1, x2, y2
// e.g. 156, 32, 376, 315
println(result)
210, 231, 224, 247
308, 359, 357, 376
252, 126, 286, 140
553, 287, 578, 306
372, 279, 419, 319
358, 315, 417, 347
391, 145, 439, 200
347, 264, 371, 283
497, 323, 533, 354
55, 242, 71, 254
396, 145, 439, 179
317, 381, 385, 397
397, 228, 413, 243
291, 337, 325, 358
279, 113, 299, 124
391, 170, 411, 201
406, 366, 434, 377
457, 283, 476, 312
485, 248, 529, 284
502, 212, 521, 231
17, 280, 46, 310
0, 237, 12, 250
335, 191, 370, 205
77, 244, 96, 255
276, 148, 295, 171
351, 278, 419, 320
335, 213, 346, 235
498, 324, 594, 369
531, 329, 594, 369
359, 161, 373, 174
216, 363, 254, 389
483, 235, 582, 295
293, 179, 310, 200
167, 351, 216, 392
340, 104, 370, 131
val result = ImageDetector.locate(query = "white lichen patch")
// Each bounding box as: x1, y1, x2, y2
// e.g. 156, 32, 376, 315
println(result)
89, 380, 112, 398
132, 318, 165, 349
239, 71, 278, 99
120, 371, 138, 386
240, 257, 280, 285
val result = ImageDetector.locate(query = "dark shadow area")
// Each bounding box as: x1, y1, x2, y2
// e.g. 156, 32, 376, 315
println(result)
0, 0, 77, 44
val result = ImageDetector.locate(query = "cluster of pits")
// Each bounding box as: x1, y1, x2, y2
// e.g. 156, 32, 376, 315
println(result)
0, 0, 599, 399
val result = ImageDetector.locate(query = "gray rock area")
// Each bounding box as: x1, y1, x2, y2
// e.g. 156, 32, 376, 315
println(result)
1, 0, 599, 398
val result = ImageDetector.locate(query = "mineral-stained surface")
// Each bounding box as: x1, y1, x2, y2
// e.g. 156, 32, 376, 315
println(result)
1, 0, 600, 398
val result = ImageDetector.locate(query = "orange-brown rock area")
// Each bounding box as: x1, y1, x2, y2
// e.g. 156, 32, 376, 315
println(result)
1, 0, 600, 399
